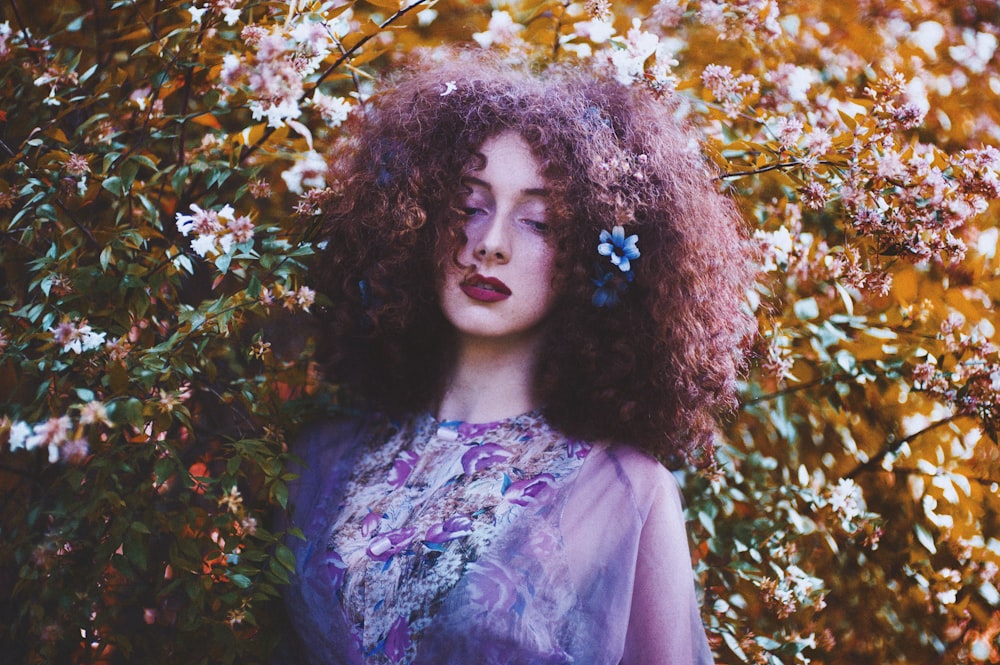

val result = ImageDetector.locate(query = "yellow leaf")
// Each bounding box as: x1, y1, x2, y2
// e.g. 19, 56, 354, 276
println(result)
45, 127, 69, 144
234, 123, 267, 147
190, 113, 222, 129
891, 266, 918, 304
366, 0, 400, 10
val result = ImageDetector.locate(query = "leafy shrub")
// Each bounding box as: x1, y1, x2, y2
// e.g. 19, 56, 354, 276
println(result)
1, 1, 998, 663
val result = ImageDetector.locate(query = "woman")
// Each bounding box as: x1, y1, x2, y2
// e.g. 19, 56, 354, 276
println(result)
277, 52, 758, 664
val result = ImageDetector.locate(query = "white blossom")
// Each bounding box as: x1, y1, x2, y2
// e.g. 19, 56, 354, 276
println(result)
417, 8, 438, 27
574, 19, 615, 44
949, 29, 998, 74
175, 203, 247, 258
188, 4, 208, 24
935, 588, 957, 605
785, 565, 823, 602
829, 477, 865, 525
472, 11, 523, 48
25, 416, 71, 463
608, 19, 660, 85
8, 421, 31, 451
281, 150, 328, 194
250, 98, 302, 129
220, 54, 244, 85
191, 234, 217, 258
755, 226, 794, 272
311, 91, 352, 128
51, 320, 107, 354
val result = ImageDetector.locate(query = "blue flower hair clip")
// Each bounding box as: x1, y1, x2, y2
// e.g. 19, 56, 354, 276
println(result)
593, 225, 640, 307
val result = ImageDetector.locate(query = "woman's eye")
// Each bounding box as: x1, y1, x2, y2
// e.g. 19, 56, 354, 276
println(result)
462, 207, 486, 217
523, 219, 550, 233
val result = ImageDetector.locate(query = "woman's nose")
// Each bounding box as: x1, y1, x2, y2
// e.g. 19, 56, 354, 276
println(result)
472, 215, 510, 264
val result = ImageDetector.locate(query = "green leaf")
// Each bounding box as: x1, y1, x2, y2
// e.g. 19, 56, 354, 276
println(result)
110, 397, 144, 427
274, 544, 296, 573
102, 176, 124, 197
100, 245, 113, 271
229, 573, 252, 589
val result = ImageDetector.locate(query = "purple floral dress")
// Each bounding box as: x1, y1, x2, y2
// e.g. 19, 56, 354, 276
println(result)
278, 412, 713, 665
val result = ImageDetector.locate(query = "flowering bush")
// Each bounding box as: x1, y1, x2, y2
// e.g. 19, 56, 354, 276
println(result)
1, 1, 998, 664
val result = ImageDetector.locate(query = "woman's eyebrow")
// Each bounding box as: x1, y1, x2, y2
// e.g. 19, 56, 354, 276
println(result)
462, 175, 549, 197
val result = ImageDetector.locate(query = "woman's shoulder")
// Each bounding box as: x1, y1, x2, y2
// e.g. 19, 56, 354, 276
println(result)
295, 412, 377, 450
286, 412, 388, 496
293, 409, 403, 456
587, 442, 684, 519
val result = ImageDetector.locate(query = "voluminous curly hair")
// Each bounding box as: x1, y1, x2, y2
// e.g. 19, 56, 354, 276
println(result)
311, 50, 759, 462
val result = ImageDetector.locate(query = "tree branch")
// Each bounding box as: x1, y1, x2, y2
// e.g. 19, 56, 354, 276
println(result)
741, 373, 852, 407
846, 414, 963, 479
889, 465, 999, 487
7, 0, 37, 50
718, 159, 841, 181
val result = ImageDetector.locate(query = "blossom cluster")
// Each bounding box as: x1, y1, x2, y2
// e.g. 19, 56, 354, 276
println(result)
281, 150, 328, 195
472, 10, 525, 50
50, 319, 106, 354
696, 0, 782, 42
701, 64, 761, 118
175, 203, 254, 258
0, 21, 15, 61
220, 15, 351, 129
565, 14, 679, 94
759, 564, 826, 619
4, 401, 110, 464
260, 283, 316, 312
827, 478, 867, 532
910, 319, 1000, 440
188, 0, 242, 27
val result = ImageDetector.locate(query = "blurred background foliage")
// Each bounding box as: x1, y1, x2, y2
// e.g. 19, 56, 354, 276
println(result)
0, 0, 998, 663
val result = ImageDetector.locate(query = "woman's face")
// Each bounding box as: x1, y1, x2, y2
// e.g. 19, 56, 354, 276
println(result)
437, 131, 559, 347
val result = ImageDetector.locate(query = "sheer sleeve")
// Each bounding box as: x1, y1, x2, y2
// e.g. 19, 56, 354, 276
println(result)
562, 445, 712, 665
272, 417, 377, 665
620, 457, 713, 665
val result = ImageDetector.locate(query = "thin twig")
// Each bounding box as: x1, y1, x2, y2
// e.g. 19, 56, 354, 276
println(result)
889, 465, 999, 487
847, 414, 962, 479
54, 197, 102, 251
7, 0, 36, 50
741, 373, 851, 407
0, 137, 16, 159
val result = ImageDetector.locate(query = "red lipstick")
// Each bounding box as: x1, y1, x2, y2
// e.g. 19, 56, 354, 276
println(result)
460, 274, 512, 303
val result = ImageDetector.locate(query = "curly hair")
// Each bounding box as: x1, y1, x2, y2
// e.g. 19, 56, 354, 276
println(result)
311, 51, 759, 462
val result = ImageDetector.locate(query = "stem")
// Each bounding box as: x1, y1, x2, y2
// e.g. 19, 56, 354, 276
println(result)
7, 0, 36, 50
129, 0, 160, 43
890, 465, 999, 487
719, 160, 807, 180
333, 38, 364, 105
545, 1, 572, 61
90, 0, 105, 67
159, 299, 257, 352
741, 373, 852, 407
847, 414, 962, 479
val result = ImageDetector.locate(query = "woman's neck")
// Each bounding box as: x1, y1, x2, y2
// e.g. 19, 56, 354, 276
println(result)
436, 332, 543, 424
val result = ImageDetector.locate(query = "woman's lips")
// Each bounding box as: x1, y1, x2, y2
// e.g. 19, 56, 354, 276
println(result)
460, 275, 512, 303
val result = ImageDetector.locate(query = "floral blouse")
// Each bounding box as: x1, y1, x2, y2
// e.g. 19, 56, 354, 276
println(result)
277, 411, 713, 665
